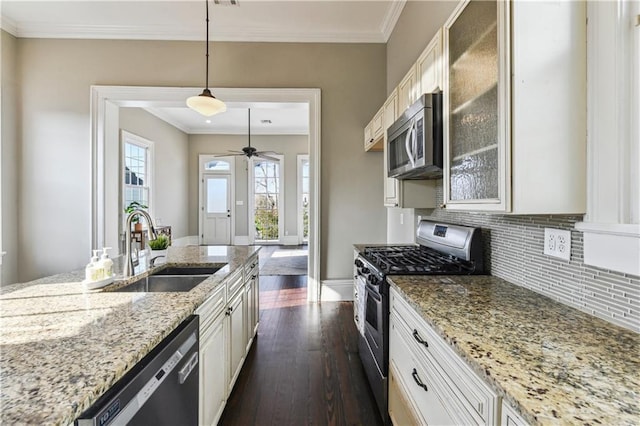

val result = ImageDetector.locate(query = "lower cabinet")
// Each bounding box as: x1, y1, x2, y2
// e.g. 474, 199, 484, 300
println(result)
228, 286, 246, 392
501, 401, 530, 426
199, 308, 226, 426
196, 256, 260, 426
389, 287, 498, 425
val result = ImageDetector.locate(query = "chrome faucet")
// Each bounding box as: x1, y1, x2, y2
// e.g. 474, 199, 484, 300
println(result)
124, 209, 157, 277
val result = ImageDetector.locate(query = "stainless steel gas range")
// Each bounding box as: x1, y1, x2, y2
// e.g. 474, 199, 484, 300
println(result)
354, 220, 484, 424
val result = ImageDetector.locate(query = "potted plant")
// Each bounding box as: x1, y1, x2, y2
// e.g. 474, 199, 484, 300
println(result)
148, 234, 169, 250
124, 201, 148, 232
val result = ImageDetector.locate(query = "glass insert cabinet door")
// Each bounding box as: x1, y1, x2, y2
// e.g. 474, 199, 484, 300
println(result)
443, 0, 510, 211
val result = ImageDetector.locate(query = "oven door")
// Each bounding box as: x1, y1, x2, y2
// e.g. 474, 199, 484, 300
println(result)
364, 281, 387, 375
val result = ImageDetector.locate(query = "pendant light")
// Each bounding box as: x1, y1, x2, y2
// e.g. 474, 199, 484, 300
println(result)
187, 0, 226, 116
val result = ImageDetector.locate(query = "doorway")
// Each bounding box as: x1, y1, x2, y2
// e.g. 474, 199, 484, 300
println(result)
199, 156, 235, 245
91, 86, 321, 301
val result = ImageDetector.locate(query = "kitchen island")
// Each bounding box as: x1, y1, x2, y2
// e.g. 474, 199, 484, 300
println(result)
388, 275, 640, 425
0, 245, 260, 425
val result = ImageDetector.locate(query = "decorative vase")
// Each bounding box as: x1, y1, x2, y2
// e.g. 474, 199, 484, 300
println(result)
134, 222, 142, 232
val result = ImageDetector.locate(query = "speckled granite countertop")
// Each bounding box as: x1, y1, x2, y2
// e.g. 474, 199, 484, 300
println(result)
0, 245, 260, 425
388, 275, 640, 426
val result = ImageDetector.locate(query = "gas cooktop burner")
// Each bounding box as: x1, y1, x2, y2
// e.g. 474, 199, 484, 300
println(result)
363, 245, 477, 275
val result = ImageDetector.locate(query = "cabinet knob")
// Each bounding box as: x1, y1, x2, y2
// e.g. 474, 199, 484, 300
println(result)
440, 204, 446, 209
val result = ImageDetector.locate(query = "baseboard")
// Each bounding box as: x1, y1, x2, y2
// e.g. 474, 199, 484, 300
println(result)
320, 279, 353, 301
282, 235, 300, 246
233, 236, 249, 245
172, 235, 199, 246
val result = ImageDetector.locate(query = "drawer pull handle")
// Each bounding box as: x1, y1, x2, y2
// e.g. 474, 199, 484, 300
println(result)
413, 329, 428, 348
412, 368, 428, 392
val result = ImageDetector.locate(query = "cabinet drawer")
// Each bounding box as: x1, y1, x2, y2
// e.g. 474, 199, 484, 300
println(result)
243, 255, 259, 276
226, 268, 244, 299
390, 289, 497, 424
390, 314, 458, 425
196, 284, 225, 331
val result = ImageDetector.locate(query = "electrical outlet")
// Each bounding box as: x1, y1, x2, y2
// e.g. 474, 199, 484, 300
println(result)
544, 228, 571, 260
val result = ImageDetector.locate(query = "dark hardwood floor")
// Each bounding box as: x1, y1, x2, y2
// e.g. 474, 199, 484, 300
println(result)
219, 275, 382, 426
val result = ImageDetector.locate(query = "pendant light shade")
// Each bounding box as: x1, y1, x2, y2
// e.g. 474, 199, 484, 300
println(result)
187, 0, 226, 117
187, 89, 226, 116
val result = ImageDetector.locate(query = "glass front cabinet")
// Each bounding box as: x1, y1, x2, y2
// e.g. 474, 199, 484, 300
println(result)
442, 0, 587, 214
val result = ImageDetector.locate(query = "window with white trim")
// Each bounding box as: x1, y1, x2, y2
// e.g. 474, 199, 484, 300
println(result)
122, 131, 153, 216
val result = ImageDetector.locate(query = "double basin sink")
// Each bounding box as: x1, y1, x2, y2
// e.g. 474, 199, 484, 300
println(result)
109, 266, 221, 293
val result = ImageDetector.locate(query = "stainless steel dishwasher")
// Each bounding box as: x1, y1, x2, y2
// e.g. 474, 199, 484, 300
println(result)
77, 316, 199, 426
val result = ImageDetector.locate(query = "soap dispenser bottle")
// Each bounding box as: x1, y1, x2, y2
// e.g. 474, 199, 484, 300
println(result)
85, 250, 101, 282
99, 247, 114, 279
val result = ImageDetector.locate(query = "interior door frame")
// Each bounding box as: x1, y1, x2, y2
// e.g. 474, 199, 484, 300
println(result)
297, 154, 310, 245
199, 155, 235, 245
90, 86, 322, 302
248, 154, 285, 245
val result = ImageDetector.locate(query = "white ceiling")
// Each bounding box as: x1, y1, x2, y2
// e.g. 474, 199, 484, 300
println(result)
1, 0, 404, 134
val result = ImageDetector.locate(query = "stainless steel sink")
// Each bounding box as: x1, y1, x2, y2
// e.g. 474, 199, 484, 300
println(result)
112, 275, 209, 293
107, 265, 221, 293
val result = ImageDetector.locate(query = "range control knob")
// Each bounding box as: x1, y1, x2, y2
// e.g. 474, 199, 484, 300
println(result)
354, 259, 363, 268
361, 267, 370, 275
368, 275, 379, 286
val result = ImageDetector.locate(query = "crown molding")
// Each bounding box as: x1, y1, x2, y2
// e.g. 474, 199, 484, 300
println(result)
0, 15, 18, 36
380, 0, 406, 42
10, 22, 387, 43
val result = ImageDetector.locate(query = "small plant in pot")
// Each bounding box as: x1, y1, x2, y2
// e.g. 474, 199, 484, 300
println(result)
124, 201, 148, 232
148, 234, 170, 250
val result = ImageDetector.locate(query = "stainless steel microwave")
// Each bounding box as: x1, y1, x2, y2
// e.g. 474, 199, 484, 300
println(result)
387, 93, 443, 180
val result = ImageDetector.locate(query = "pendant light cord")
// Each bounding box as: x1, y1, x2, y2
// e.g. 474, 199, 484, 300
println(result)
205, 0, 210, 90
248, 108, 251, 147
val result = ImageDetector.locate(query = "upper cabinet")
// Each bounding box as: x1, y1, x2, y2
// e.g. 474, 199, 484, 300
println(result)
364, 106, 384, 152
417, 29, 443, 95
398, 65, 419, 114
443, 0, 587, 214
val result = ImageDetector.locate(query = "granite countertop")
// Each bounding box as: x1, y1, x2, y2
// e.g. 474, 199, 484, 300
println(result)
0, 245, 260, 426
388, 275, 640, 426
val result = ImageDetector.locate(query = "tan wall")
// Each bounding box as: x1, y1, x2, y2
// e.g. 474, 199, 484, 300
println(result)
386, 1, 457, 94
188, 134, 308, 240
14, 38, 387, 281
119, 108, 190, 241
1, 30, 19, 285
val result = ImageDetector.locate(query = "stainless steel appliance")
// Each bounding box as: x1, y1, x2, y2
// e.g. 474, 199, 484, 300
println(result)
77, 316, 200, 426
355, 220, 484, 424
387, 93, 443, 180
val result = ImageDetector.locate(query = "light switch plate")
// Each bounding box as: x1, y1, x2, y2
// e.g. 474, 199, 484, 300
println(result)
544, 228, 571, 261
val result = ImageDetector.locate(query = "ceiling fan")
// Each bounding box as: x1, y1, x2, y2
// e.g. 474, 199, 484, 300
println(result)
219, 108, 280, 162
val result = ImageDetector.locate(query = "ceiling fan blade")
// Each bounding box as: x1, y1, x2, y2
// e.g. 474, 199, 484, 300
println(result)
255, 153, 281, 162
257, 150, 279, 156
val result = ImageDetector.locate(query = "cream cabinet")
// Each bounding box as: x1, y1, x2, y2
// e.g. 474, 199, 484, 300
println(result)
196, 255, 260, 426
398, 65, 419, 113
383, 90, 400, 206
244, 253, 259, 352
442, 0, 586, 214
198, 296, 227, 426
389, 287, 498, 425
417, 29, 443, 94
364, 107, 384, 152
227, 279, 246, 393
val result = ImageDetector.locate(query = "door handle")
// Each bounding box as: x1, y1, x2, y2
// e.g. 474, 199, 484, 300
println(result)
405, 122, 416, 167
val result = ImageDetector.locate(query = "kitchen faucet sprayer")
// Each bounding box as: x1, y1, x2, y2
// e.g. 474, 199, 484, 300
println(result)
124, 209, 157, 277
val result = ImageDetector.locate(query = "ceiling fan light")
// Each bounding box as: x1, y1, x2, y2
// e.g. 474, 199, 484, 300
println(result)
187, 89, 227, 116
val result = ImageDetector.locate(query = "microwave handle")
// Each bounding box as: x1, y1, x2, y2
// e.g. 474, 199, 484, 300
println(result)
405, 122, 416, 167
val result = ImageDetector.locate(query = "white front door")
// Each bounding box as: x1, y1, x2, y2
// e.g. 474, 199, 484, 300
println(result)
202, 174, 231, 245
